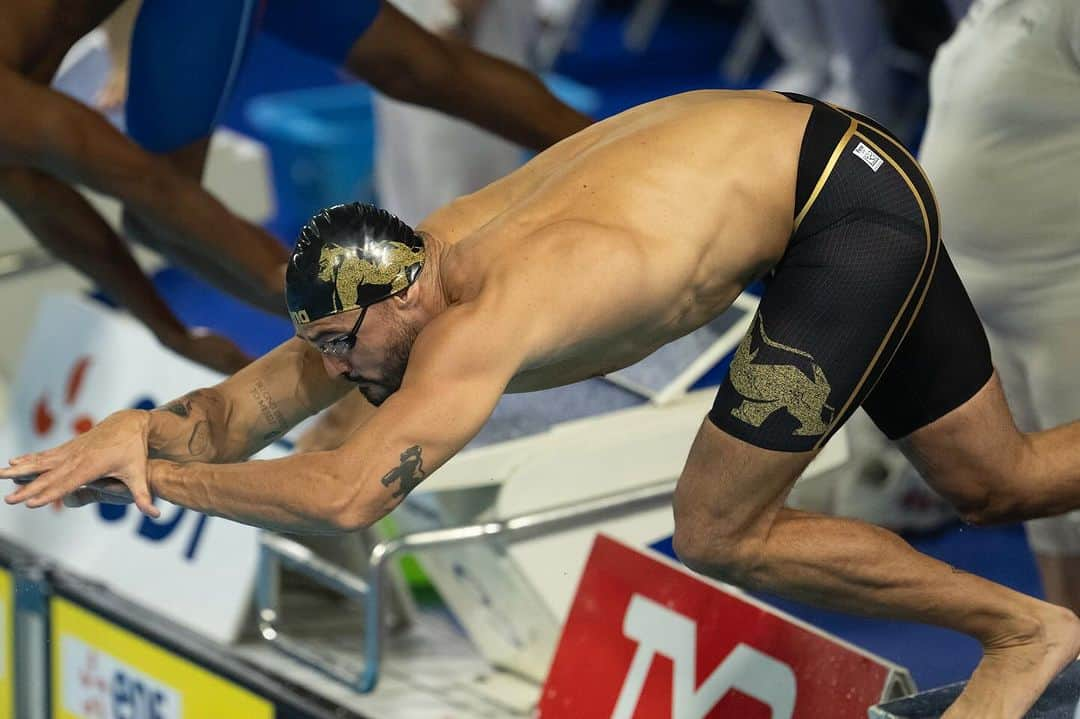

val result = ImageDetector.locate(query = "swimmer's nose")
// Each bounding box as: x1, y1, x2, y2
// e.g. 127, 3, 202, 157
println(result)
322, 354, 349, 378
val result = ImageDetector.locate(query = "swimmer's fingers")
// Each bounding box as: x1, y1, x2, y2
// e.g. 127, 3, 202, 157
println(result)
7, 461, 157, 519
2, 464, 69, 504
0, 453, 67, 497
126, 478, 159, 519
0, 448, 64, 477
13, 461, 94, 508
54, 471, 156, 518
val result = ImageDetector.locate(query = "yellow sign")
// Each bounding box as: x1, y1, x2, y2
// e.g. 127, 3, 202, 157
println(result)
51, 598, 273, 719
0, 568, 12, 719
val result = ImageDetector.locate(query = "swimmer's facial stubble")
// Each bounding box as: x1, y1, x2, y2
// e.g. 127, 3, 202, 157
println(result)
317, 306, 419, 407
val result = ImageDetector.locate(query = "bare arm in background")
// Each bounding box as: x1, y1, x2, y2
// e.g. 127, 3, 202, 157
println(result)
0, 64, 288, 316
0, 166, 251, 374
348, 2, 592, 152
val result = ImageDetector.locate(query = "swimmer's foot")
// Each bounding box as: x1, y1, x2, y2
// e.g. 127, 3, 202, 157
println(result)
943, 603, 1080, 719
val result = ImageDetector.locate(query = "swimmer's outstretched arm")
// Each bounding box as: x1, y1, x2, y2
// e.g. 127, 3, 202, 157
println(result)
0, 337, 348, 517
147, 303, 519, 533
347, 3, 591, 152
1, 301, 524, 533
0, 65, 287, 314
146, 337, 352, 464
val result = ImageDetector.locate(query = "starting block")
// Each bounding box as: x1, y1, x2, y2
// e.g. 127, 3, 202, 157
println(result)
871, 661, 1080, 718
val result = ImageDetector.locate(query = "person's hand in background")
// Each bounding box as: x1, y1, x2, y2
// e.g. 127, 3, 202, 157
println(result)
96, 63, 129, 112
95, 0, 141, 111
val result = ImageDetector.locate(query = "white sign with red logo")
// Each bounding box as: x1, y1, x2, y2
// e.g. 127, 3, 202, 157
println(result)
0, 293, 290, 643
539, 535, 912, 719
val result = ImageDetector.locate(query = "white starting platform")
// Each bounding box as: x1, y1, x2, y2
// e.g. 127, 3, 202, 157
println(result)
871, 661, 1080, 719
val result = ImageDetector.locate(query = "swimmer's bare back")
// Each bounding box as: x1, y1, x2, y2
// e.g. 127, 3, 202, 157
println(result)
419, 90, 813, 390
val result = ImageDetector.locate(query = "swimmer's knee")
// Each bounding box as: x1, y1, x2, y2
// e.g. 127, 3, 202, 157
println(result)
936, 467, 1027, 526
965, 438, 1051, 525
952, 492, 1009, 526
671, 512, 764, 586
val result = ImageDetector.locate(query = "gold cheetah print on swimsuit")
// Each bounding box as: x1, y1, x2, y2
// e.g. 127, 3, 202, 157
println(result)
317, 242, 425, 312
729, 315, 834, 436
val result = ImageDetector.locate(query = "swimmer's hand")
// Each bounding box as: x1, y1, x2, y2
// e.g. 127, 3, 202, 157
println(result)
9, 475, 133, 508
95, 65, 129, 112
0, 410, 160, 518
164, 328, 253, 376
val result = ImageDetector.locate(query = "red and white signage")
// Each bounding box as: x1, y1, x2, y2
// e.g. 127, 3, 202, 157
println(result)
539, 535, 907, 719
0, 294, 290, 643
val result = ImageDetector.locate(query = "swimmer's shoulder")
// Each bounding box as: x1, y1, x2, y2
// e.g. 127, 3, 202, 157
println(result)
475, 219, 650, 305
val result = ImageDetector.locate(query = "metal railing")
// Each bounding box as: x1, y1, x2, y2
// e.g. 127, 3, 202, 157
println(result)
255, 478, 678, 693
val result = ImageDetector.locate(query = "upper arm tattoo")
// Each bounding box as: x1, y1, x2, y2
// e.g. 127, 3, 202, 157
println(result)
151, 391, 218, 461
380, 446, 427, 499
250, 378, 290, 441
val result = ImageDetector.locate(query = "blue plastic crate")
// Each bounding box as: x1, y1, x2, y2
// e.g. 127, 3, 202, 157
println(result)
247, 83, 377, 238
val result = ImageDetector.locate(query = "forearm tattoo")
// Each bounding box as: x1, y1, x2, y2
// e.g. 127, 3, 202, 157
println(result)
187, 420, 211, 456
380, 446, 427, 499
250, 378, 289, 441
152, 392, 214, 460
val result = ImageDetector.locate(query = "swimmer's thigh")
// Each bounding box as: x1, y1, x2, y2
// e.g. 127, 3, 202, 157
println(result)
865, 248, 997, 511
126, 0, 258, 157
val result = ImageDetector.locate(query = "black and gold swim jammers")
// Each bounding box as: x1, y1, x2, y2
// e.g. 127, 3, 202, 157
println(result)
708, 92, 993, 452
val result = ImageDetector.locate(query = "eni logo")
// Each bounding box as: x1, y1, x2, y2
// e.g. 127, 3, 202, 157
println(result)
64, 638, 182, 719
728, 315, 833, 437
32, 356, 95, 438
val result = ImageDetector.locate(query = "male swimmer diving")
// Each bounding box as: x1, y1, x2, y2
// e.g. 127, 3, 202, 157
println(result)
6, 90, 1080, 719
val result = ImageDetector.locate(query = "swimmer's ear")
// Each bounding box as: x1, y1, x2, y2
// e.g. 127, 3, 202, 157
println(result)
392, 284, 417, 307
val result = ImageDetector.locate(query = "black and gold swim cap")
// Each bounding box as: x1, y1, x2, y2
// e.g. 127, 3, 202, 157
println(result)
285, 203, 426, 326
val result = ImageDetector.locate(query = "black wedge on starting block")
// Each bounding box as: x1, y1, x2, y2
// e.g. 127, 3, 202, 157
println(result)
870, 661, 1080, 719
